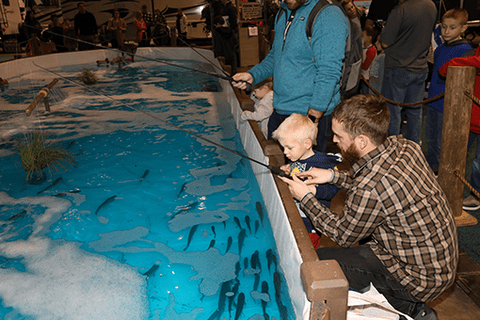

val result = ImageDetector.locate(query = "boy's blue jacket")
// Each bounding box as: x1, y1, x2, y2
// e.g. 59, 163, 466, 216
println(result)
248, 0, 348, 116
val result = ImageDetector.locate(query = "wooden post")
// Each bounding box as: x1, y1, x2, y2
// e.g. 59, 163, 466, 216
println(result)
437, 66, 476, 223
24, 78, 59, 116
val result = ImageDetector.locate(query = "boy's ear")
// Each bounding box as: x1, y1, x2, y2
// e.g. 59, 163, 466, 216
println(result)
461, 24, 468, 34
304, 138, 313, 150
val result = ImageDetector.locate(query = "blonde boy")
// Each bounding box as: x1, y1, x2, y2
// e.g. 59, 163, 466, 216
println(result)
273, 114, 340, 249
240, 79, 273, 138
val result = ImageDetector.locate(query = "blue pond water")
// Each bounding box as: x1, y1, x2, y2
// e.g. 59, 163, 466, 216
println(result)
0, 57, 294, 319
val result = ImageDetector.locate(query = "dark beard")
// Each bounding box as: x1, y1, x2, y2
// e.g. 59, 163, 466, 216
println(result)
286, 0, 307, 10
341, 143, 361, 169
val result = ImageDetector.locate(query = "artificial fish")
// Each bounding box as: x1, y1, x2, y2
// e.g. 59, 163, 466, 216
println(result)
244, 257, 249, 269
225, 236, 233, 254
235, 262, 241, 277
234, 216, 242, 229
53, 192, 67, 197
234, 292, 245, 320
274, 271, 288, 320
170, 201, 198, 220
266, 249, 277, 272
37, 176, 62, 195
140, 169, 150, 181
255, 220, 260, 235
208, 239, 215, 250
238, 228, 246, 256
95, 195, 117, 215
142, 264, 159, 279
256, 201, 264, 224
7, 210, 26, 221
183, 224, 198, 251
245, 215, 251, 233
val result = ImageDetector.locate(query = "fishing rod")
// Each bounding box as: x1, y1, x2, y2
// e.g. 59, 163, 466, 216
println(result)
25, 24, 251, 91
32, 62, 289, 179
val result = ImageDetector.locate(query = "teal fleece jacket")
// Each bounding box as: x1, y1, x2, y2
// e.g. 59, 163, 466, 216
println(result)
248, 0, 348, 116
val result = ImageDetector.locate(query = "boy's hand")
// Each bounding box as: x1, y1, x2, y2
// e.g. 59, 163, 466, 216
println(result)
280, 164, 291, 176
279, 175, 311, 201
296, 168, 333, 185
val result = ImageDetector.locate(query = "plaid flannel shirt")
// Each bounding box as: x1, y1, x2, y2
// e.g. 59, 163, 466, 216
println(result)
300, 136, 458, 302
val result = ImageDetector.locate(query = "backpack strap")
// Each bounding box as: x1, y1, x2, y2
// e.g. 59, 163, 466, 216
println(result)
306, 0, 332, 44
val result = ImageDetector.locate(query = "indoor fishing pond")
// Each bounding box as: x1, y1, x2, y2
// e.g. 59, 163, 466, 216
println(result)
0, 49, 298, 320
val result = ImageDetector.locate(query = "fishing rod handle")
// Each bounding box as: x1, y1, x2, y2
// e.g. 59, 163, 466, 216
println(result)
268, 166, 293, 180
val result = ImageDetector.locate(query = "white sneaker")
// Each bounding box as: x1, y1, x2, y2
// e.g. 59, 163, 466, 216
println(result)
462, 195, 480, 211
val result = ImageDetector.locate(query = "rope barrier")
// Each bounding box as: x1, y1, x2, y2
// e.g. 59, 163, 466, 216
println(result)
464, 89, 480, 107
454, 170, 480, 199
360, 75, 445, 108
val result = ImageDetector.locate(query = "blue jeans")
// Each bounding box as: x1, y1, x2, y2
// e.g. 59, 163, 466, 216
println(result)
267, 110, 331, 153
425, 106, 443, 170
382, 68, 428, 144
468, 132, 480, 194
317, 245, 422, 317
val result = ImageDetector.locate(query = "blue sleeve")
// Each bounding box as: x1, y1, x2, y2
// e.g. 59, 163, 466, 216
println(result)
309, 5, 348, 113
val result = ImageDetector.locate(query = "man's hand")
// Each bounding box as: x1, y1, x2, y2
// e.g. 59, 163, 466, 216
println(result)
307, 108, 324, 123
279, 175, 312, 201
231, 72, 253, 90
296, 168, 333, 185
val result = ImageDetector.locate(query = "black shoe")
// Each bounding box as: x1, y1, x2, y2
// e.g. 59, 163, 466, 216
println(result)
413, 304, 438, 320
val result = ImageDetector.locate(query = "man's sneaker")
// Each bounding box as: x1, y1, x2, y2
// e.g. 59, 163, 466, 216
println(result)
413, 304, 438, 320
462, 195, 480, 211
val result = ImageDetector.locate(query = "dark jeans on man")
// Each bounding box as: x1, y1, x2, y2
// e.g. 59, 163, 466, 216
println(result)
317, 245, 424, 317
267, 110, 331, 153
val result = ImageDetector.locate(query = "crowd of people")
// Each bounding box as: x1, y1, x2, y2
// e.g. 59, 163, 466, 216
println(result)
20, 3, 194, 52
233, 1, 478, 320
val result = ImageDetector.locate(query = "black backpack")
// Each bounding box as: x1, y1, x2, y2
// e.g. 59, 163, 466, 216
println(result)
277, 0, 363, 96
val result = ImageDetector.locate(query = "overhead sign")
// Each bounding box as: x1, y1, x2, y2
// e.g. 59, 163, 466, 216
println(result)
241, 3, 263, 20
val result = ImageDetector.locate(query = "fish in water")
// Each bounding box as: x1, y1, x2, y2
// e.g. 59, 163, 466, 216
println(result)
142, 264, 159, 279
7, 210, 26, 221
255, 202, 264, 224
234, 216, 242, 229
228, 282, 239, 316
235, 262, 241, 277
208, 239, 216, 250
261, 281, 269, 317
184, 224, 198, 251
211, 226, 216, 237
140, 169, 150, 181
251, 250, 261, 271
255, 220, 260, 235
207, 280, 231, 320
245, 215, 251, 233
266, 249, 277, 272
225, 236, 233, 254
177, 182, 187, 197
170, 201, 199, 220
95, 195, 117, 215
244, 257, 249, 269
274, 271, 288, 320
234, 292, 245, 320
37, 177, 62, 195
254, 273, 260, 291
238, 228, 246, 256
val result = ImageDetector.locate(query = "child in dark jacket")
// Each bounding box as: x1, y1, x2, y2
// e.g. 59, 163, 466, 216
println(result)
425, 8, 473, 171
273, 114, 340, 249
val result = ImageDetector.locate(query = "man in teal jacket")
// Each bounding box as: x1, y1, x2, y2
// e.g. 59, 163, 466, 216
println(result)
232, 0, 348, 151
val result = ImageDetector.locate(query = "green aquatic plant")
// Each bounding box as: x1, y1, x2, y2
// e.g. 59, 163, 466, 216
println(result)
15, 132, 75, 182
79, 69, 97, 85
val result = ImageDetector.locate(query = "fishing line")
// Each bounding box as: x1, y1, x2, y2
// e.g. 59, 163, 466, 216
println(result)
32, 62, 289, 179
24, 24, 251, 90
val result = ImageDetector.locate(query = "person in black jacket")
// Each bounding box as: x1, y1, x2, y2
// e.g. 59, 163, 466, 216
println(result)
74, 3, 98, 50
212, 15, 237, 76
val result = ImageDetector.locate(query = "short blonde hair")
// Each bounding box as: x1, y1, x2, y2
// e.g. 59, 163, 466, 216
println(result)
272, 113, 317, 144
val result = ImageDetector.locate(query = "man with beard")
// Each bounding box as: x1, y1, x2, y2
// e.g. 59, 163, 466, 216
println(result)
232, 0, 348, 153
280, 94, 457, 320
